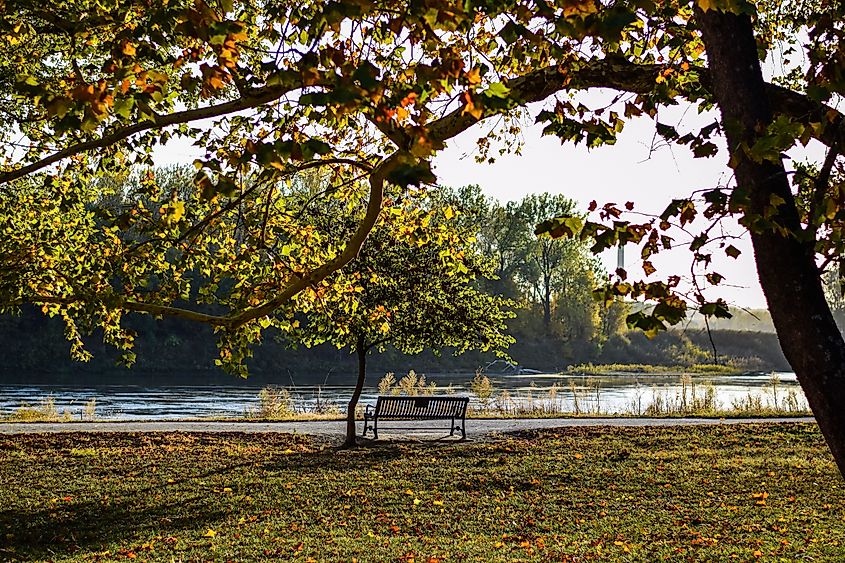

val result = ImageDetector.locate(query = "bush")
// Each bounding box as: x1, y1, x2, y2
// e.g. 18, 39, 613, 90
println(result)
253, 387, 294, 420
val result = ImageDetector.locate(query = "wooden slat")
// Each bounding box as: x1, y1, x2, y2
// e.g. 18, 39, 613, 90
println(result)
371, 396, 469, 420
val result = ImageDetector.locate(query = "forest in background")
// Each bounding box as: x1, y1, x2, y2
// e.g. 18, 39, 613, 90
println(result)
0, 179, 814, 385
0, 306, 791, 386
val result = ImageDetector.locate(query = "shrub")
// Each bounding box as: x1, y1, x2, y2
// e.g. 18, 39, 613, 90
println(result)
254, 387, 294, 420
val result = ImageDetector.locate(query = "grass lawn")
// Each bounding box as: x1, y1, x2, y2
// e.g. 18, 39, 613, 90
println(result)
0, 424, 843, 562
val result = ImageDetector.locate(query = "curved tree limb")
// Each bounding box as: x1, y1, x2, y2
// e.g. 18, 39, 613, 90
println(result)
225, 151, 399, 328
12, 59, 845, 329
28, 153, 396, 329
422, 59, 845, 149
5, 60, 841, 191
0, 75, 310, 187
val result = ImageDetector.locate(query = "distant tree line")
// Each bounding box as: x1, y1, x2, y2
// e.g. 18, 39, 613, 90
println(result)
0, 172, 794, 384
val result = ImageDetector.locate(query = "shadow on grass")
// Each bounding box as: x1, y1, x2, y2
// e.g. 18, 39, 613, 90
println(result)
0, 490, 235, 560
0, 432, 509, 560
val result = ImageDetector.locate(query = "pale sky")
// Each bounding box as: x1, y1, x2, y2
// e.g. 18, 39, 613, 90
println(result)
154, 98, 794, 310
432, 100, 771, 309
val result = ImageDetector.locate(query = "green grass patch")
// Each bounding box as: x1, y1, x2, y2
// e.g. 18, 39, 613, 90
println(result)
0, 424, 842, 561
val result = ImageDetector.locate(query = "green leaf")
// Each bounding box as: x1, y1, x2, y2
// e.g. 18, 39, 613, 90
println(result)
114, 97, 134, 119
626, 312, 667, 338
700, 301, 732, 318
386, 161, 436, 188
806, 84, 831, 102
301, 139, 332, 159
535, 215, 584, 238
484, 82, 510, 98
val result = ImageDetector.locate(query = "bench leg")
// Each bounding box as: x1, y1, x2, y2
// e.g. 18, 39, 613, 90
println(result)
373, 419, 378, 440
449, 417, 455, 436
460, 417, 466, 440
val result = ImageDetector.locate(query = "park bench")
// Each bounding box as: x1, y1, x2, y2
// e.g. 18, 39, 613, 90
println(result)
362, 395, 469, 440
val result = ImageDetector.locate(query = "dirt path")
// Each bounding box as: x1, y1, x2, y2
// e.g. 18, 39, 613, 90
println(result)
0, 416, 815, 439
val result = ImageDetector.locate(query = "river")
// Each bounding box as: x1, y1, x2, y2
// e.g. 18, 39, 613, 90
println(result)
0, 371, 807, 420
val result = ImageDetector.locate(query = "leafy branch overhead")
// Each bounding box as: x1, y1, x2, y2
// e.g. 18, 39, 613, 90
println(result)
1, 0, 844, 370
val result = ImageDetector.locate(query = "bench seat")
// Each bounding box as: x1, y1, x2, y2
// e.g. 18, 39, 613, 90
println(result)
362, 395, 469, 440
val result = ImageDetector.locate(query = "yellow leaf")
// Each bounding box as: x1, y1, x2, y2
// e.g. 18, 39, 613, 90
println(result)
204, 529, 217, 538
561, 0, 598, 17
466, 67, 482, 85
463, 101, 483, 120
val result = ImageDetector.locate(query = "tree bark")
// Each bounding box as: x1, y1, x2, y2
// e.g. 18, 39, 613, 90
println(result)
344, 336, 368, 448
543, 281, 552, 329
698, 7, 845, 475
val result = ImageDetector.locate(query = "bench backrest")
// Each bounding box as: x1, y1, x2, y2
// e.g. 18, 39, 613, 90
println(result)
373, 396, 469, 420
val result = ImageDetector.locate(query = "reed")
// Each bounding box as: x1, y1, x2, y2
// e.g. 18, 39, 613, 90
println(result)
376, 370, 439, 396
465, 374, 810, 418
2, 396, 73, 422
249, 387, 294, 420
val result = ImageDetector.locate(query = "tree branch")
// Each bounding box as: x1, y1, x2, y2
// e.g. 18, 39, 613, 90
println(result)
808, 139, 841, 239
420, 59, 845, 150
0, 75, 311, 186
27, 156, 385, 329
225, 151, 399, 328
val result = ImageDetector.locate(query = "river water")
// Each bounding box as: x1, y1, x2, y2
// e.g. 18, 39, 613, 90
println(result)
0, 371, 807, 420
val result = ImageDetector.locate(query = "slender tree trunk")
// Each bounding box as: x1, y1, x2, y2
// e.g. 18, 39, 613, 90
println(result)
543, 285, 552, 328
542, 244, 552, 329
698, 8, 845, 475
344, 336, 368, 448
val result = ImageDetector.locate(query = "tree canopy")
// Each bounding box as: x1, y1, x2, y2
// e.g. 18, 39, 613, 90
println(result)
3, 0, 841, 335
3, 0, 845, 471
285, 177, 513, 444
292, 186, 514, 363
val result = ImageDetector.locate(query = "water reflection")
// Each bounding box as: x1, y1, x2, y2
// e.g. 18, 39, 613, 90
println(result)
0, 372, 806, 420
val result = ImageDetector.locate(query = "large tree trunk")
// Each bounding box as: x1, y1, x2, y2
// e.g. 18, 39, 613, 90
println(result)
698, 8, 845, 475
343, 337, 368, 448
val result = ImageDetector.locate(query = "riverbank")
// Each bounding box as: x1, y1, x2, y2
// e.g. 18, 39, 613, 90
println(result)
0, 416, 817, 436
1, 423, 840, 561
565, 362, 745, 375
